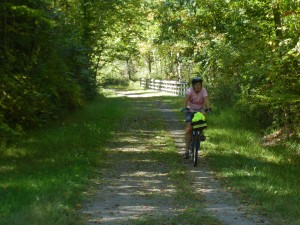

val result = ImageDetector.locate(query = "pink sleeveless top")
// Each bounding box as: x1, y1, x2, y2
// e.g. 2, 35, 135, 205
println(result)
186, 87, 208, 110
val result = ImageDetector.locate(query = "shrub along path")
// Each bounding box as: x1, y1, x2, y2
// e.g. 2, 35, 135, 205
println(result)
81, 90, 269, 225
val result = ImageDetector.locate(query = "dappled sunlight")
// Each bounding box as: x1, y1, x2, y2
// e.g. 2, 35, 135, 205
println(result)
82, 94, 189, 224
87, 204, 176, 224
0, 165, 15, 173
1, 147, 31, 159
206, 126, 289, 165
83, 156, 180, 224
82, 122, 102, 135
108, 128, 170, 153
105, 175, 177, 195
81, 91, 277, 225
0, 146, 35, 177
185, 161, 269, 225
128, 171, 168, 178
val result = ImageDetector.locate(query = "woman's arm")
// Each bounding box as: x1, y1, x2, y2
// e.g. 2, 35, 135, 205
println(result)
203, 96, 210, 109
184, 94, 190, 108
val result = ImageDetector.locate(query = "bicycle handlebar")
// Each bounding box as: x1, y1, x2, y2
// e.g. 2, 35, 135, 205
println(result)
180, 107, 212, 113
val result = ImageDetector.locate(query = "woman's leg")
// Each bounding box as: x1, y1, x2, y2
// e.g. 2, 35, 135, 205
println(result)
185, 123, 192, 158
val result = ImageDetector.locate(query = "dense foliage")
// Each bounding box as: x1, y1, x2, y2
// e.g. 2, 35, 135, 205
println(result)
1, 1, 92, 137
144, 0, 300, 139
1, 0, 299, 139
0, 0, 145, 138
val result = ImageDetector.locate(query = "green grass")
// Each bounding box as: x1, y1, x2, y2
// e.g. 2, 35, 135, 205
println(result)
160, 95, 300, 225
0, 92, 129, 225
204, 109, 300, 225
0, 88, 218, 225
2, 88, 299, 224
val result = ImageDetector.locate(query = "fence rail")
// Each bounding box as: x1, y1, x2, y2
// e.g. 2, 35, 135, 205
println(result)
140, 78, 188, 96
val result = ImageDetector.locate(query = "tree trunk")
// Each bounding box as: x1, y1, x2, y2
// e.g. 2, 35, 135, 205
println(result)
176, 52, 182, 81
148, 51, 152, 74
126, 59, 135, 81
3, 3, 8, 52
272, 3, 283, 43
169, 50, 173, 76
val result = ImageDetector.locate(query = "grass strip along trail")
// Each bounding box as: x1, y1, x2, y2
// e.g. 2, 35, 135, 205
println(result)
1, 87, 299, 224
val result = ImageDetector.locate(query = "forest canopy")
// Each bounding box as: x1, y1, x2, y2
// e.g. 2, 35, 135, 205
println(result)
1, 0, 299, 140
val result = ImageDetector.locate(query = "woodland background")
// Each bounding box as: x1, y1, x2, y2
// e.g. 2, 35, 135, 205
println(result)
1, 0, 299, 141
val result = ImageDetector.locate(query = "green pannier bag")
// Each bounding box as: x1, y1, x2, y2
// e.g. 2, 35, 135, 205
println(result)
191, 112, 207, 129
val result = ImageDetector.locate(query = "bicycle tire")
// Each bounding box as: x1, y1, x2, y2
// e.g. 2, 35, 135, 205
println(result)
190, 135, 195, 160
193, 133, 200, 167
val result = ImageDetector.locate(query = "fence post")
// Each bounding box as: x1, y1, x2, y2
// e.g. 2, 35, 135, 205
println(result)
140, 78, 143, 87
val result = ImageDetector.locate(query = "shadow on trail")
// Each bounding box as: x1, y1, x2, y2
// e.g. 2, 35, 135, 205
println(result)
83, 91, 274, 225
82, 92, 220, 224
83, 131, 186, 224
116, 90, 299, 225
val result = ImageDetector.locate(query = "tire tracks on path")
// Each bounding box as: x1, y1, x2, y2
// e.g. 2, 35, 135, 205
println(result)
81, 90, 270, 225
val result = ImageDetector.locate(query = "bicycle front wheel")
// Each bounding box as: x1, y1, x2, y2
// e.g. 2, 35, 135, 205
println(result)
193, 134, 200, 167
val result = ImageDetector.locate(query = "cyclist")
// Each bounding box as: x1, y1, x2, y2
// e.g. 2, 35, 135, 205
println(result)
183, 76, 210, 159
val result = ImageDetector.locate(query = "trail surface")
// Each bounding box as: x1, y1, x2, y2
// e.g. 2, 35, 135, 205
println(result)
81, 90, 269, 225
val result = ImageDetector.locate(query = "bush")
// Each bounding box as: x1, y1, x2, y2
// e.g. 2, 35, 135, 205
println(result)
100, 74, 130, 87
234, 98, 274, 130
0, 122, 22, 142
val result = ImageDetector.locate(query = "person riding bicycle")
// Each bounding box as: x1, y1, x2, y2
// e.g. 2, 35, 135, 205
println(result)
183, 76, 210, 159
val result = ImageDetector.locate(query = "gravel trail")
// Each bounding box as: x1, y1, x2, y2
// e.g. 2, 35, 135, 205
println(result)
81, 90, 269, 225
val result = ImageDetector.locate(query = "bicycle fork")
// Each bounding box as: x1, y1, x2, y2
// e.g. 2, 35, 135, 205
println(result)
190, 130, 204, 151
190, 130, 206, 167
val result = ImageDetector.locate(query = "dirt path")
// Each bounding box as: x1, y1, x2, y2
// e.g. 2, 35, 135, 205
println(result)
81, 90, 269, 225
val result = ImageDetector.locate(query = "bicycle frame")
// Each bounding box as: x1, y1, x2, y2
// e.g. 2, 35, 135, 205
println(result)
181, 107, 210, 167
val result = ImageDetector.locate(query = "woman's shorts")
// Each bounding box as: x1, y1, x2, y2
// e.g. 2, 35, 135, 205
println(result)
185, 112, 194, 123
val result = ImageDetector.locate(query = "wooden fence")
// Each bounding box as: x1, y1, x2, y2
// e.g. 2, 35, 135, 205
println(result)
140, 78, 188, 96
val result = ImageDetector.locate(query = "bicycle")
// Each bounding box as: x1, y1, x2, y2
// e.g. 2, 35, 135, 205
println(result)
181, 107, 211, 167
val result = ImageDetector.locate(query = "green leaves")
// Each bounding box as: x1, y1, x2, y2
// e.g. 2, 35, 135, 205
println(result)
1, 0, 299, 139
145, 0, 300, 137
0, 0, 97, 136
